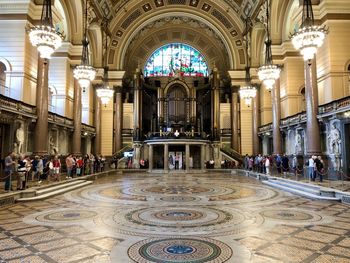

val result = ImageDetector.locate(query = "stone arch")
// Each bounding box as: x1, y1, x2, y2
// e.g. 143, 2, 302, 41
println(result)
271, 0, 293, 43
164, 80, 191, 98
0, 57, 11, 95
109, 9, 242, 70
59, 0, 84, 43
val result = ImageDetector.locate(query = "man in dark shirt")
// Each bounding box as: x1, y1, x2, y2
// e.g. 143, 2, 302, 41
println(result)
4, 152, 15, 192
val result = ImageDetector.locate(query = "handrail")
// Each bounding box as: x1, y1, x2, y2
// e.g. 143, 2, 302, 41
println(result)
220, 145, 243, 162
114, 144, 133, 157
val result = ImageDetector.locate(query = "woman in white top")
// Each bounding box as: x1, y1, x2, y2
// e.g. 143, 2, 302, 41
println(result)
265, 157, 270, 175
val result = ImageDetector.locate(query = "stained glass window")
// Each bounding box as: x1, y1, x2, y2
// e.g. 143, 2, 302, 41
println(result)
144, 43, 209, 77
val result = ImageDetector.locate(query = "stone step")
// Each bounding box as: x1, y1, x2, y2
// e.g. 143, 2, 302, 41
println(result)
268, 179, 321, 196
263, 180, 340, 201
17, 181, 92, 202
36, 180, 85, 195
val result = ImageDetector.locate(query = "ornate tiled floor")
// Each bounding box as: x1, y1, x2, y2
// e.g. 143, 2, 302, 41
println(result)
1, 173, 350, 262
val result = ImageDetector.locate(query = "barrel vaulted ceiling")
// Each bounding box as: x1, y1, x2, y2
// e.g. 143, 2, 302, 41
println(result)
88, 0, 265, 71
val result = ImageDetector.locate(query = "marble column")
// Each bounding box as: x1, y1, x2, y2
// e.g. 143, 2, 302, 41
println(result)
72, 79, 82, 155
133, 68, 142, 141
34, 58, 49, 155
157, 87, 164, 130
190, 88, 197, 128
231, 89, 239, 152
164, 144, 169, 171
94, 89, 102, 155
272, 79, 282, 155
114, 86, 123, 153
211, 67, 220, 140
305, 59, 321, 156
252, 88, 260, 155
201, 144, 206, 170
185, 144, 190, 171
148, 145, 153, 171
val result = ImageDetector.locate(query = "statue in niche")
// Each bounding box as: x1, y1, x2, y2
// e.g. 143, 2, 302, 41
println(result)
328, 123, 341, 155
295, 133, 302, 154
49, 136, 58, 155
15, 122, 25, 154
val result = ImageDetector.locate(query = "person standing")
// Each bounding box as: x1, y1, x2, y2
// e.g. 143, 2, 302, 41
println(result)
52, 156, 61, 181
308, 156, 315, 181
17, 155, 26, 190
265, 156, 270, 175
4, 152, 15, 192
65, 154, 74, 179
36, 156, 44, 184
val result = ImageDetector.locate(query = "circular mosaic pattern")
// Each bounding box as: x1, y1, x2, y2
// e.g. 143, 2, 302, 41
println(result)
153, 210, 204, 221
159, 196, 198, 202
125, 207, 233, 228
33, 209, 98, 223
259, 208, 323, 223
128, 237, 232, 263
144, 185, 212, 195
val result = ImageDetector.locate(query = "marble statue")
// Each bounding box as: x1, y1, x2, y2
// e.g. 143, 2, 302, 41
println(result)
295, 133, 302, 154
15, 123, 24, 154
328, 123, 341, 155
49, 136, 58, 155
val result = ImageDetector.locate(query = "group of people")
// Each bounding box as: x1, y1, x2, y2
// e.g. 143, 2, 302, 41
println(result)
307, 155, 325, 182
2, 152, 106, 192
243, 153, 325, 182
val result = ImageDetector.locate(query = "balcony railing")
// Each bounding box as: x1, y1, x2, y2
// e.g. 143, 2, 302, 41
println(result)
318, 96, 350, 116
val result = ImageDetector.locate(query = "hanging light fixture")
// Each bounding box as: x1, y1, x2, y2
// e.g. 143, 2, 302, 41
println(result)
257, 0, 281, 90
240, 18, 257, 107
73, 0, 96, 92
97, 18, 114, 106
28, 0, 64, 59
290, 0, 327, 61
239, 68, 257, 107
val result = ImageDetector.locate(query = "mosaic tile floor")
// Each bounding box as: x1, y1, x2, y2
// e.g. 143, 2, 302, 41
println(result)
0, 173, 350, 262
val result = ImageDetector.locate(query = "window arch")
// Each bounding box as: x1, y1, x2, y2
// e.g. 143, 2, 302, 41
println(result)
144, 43, 209, 77
48, 86, 57, 113
0, 62, 6, 95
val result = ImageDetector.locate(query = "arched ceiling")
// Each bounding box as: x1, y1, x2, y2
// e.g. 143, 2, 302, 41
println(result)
88, 0, 265, 72
123, 16, 231, 76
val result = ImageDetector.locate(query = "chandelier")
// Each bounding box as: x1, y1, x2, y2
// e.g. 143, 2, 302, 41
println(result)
240, 18, 257, 107
257, 0, 280, 90
28, 0, 63, 59
97, 18, 114, 106
239, 84, 257, 107
96, 82, 114, 106
73, 0, 96, 92
290, 0, 327, 61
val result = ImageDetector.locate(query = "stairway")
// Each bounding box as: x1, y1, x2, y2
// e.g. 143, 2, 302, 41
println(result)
220, 146, 243, 163
16, 179, 92, 202
263, 177, 340, 201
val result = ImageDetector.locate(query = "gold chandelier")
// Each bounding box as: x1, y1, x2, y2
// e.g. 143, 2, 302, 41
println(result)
28, 0, 63, 59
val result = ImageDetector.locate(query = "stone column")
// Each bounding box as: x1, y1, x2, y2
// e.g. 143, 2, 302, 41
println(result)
148, 144, 153, 171
305, 59, 321, 155
272, 79, 282, 155
231, 89, 239, 151
185, 144, 190, 171
133, 68, 142, 141
72, 79, 82, 155
201, 144, 206, 170
211, 67, 220, 140
164, 144, 169, 172
133, 143, 141, 168
157, 87, 164, 130
34, 58, 49, 155
94, 89, 102, 155
190, 88, 197, 129
252, 88, 260, 155
114, 86, 123, 153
